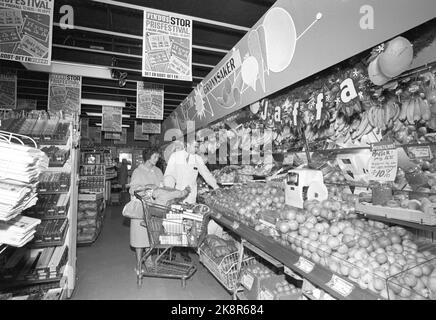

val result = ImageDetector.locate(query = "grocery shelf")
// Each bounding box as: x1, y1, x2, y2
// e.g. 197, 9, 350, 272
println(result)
325, 182, 436, 196
357, 212, 436, 233
208, 210, 381, 300
28, 225, 69, 249
242, 241, 283, 268
38, 190, 70, 195
0, 276, 63, 291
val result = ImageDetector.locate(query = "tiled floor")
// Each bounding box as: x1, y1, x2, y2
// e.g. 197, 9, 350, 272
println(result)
71, 205, 231, 300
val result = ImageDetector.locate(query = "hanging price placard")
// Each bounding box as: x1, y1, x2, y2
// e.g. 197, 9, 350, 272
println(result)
294, 256, 315, 274
326, 274, 354, 297
368, 142, 397, 182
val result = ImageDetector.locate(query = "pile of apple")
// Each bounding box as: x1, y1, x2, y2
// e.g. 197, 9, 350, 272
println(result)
276, 209, 436, 300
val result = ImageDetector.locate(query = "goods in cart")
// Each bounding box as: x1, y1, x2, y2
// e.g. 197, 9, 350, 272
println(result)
133, 189, 210, 287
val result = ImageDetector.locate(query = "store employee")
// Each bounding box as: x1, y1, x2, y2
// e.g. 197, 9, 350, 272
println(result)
164, 140, 219, 203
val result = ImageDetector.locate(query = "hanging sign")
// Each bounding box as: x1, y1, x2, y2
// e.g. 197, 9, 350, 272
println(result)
102, 105, 122, 133
104, 132, 121, 140
0, 1, 54, 65
17, 98, 36, 110
142, 121, 161, 134
368, 142, 398, 182
134, 121, 150, 141
142, 8, 192, 81
0, 69, 16, 109
136, 82, 164, 120
80, 117, 89, 139
114, 128, 127, 145
48, 73, 81, 114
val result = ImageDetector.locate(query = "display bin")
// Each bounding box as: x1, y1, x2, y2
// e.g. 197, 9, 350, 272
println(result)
386, 257, 436, 300
198, 248, 255, 292
240, 263, 302, 300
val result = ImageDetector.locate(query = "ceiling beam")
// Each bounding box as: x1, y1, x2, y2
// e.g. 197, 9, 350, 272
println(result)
91, 0, 250, 32
53, 23, 229, 54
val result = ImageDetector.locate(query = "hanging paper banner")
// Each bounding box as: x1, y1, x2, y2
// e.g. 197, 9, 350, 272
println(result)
142, 122, 161, 134
102, 105, 122, 132
0, 1, 54, 65
17, 98, 36, 110
134, 121, 150, 141
80, 118, 89, 139
114, 128, 127, 145
0, 69, 16, 109
142, 8, 192, 81
48, 74, 81, 114
104, 132, 121, 140
136, 82, 164, 120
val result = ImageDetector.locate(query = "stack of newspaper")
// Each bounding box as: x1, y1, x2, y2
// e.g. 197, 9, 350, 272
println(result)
0, 215, 41, 247
0, 140, 48, 221
0, 140, 48, 247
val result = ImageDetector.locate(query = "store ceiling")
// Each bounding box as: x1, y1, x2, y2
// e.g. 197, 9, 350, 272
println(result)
5, 0, 274, 128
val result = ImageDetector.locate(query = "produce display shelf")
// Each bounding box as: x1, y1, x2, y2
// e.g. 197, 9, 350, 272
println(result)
325, 182, 436, 196
208, 210, 381, 301
357, 212, 436, 233
316, 141, 436, 154
242, 241, 283, 268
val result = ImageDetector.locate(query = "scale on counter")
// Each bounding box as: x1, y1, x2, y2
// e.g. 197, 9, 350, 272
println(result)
285, 169, 328, 208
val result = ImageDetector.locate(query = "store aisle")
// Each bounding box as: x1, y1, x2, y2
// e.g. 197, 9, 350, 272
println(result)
71, 205, 231, 300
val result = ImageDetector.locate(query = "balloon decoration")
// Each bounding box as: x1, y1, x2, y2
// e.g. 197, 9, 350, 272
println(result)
367, 36, 414, 86
378, 36, 414, 78
368, 56, 390, 86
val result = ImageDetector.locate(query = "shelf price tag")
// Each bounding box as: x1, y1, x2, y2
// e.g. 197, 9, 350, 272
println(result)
284, 266, 303, 280
407, 146, 432, 160
241, 273, 254, 290
368, 142, 397, 182
326, 274, 354, 297
294, 256, 315, 274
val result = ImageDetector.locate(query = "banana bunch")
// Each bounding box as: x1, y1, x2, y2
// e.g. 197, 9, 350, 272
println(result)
367, 100, 401, 132
350, 111, 374, 141
331, 116, 352, 143
399, 97, 431, 125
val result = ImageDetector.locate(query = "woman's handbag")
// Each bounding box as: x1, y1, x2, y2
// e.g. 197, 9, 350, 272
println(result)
122, 197, 144, 219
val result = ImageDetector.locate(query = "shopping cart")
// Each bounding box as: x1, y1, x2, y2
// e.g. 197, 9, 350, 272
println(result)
133, 189, 210, 288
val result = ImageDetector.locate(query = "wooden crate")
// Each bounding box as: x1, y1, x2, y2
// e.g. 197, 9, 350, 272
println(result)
357, 203, 436, 226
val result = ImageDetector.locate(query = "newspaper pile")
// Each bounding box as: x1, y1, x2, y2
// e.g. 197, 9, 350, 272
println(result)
0, 139, 48, 222
0, 215, 41, 247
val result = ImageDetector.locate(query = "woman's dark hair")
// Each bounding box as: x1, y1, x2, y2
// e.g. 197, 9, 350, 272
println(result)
142, 147, 160, 162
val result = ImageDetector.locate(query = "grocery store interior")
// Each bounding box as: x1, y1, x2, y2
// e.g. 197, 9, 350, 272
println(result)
1, 0, 436, 301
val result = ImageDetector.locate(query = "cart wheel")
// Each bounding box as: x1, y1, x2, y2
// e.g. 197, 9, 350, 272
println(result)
181, 278, 186, 289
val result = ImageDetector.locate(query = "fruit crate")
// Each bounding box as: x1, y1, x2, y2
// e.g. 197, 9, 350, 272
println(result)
198, 248, 255, 292
357, 202, 436, 226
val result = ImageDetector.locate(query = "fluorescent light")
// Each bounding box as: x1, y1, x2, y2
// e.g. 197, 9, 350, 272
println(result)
82, 99, 125, 107
95, 123, 130, 128
86, 112, 130, 118
22, 60, 113, 79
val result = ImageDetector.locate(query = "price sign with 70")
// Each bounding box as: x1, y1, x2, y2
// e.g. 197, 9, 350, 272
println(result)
368, 143, 398, 182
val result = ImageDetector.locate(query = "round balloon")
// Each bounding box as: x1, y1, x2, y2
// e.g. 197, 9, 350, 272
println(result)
250, 101, 260, 114
368, 56, 390, 86
378, 36, 413, 78
262, 7, 297, 73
